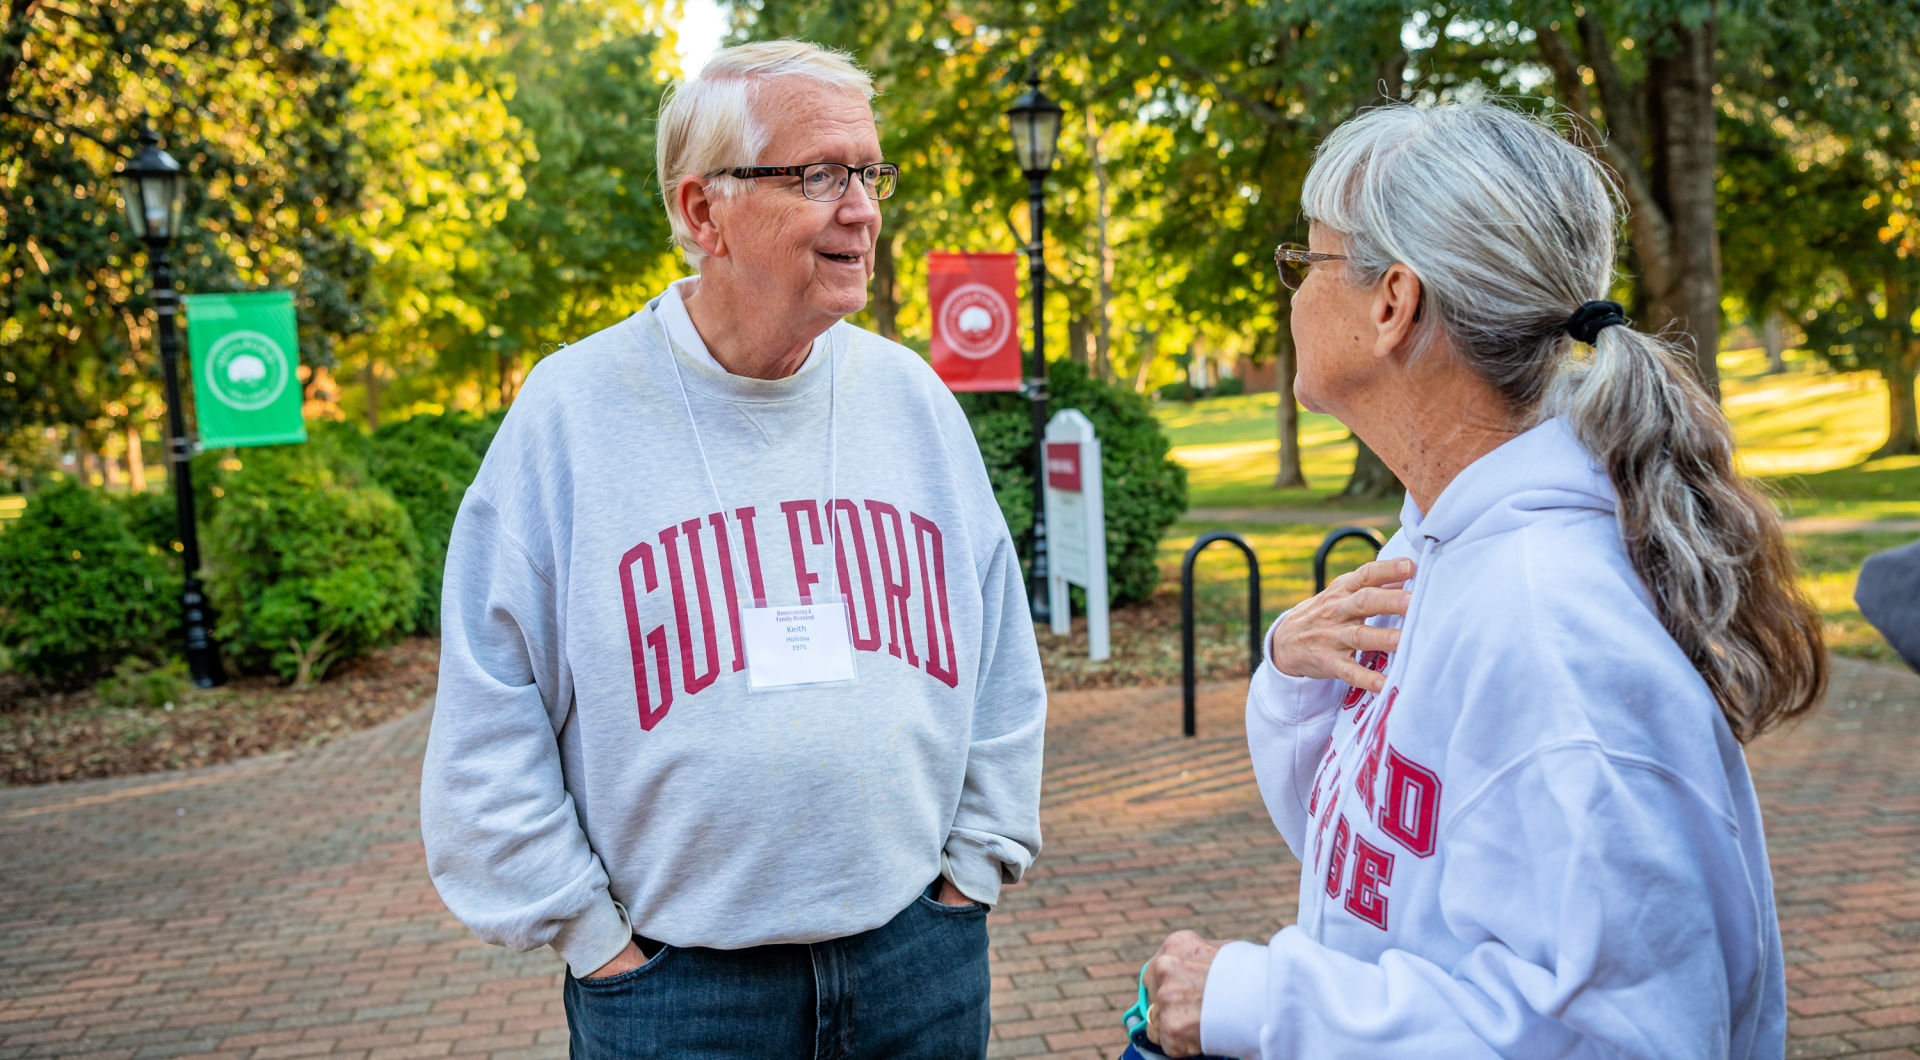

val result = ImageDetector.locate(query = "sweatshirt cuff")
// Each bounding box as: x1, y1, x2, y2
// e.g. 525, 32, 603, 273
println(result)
1200, 939, 1269, 1059
943, 836, 1012, 906
1250, 612, 1340, 725
553, 897, 634, 979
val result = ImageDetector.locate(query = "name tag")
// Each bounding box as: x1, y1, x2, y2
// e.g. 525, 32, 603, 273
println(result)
739, 602, 858, 690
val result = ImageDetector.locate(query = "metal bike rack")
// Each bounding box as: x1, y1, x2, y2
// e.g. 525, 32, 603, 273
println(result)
1180, 532, 1262, 738
1313, 525, 1387, 592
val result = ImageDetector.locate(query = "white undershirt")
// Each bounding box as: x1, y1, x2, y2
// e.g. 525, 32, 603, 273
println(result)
656, 276, 826, 377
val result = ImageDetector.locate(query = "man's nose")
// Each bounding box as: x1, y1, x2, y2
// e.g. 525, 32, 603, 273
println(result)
837, 178, 882, 223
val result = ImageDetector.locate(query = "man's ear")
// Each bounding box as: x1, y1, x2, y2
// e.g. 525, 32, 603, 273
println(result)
678, 175, 727, 260
1370, 262, 1423, 362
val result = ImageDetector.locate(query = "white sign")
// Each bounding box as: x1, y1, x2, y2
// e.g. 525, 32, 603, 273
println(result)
1043, 409, 1109, 661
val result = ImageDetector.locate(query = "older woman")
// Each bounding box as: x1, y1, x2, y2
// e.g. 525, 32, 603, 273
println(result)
1136, 102, 1825, 1059
420, 41, 1045, 1058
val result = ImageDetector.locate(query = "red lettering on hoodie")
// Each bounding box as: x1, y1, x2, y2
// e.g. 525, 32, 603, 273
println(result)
618, 540, 674, 731
912, 511, 959, 688
865, 500, 919, 666
708, 511, 746, 673
1354, 688, 1398, 817
781, 500, 825, 604
660, 519, 723, 697
832, 499, 882, 652
1380, 747, 1443, 858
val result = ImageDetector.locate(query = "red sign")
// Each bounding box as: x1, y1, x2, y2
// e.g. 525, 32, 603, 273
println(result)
929, 251, 1021, 392
1046, 442, 1082, 491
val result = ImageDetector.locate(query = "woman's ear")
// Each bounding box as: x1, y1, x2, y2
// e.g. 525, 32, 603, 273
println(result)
1370, 263, 1423, 361
678, 176, 727, 260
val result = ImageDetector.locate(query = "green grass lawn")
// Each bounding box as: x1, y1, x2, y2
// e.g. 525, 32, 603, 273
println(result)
1154, 348, 1916, 666
1156, 347, 1920, 521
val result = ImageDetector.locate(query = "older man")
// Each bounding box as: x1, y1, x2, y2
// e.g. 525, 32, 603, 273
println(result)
419, 41, 1046, 1059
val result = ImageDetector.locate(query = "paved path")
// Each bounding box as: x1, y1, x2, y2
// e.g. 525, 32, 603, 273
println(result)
1186, 507, 1920, 536
2, 658, 1917, 1058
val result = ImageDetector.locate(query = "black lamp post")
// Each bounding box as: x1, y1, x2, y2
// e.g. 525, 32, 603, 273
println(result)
1005, 73, 1064, 623
119, 126, 225, 688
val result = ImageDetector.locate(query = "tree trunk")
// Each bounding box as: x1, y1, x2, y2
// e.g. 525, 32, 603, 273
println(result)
364, 357, 382, 431
1272, 293, 1307, 488
1132, 327, 1163, 393
1762, 310, 1787, 374
76, 431, 96, 486
1537, 11, 1723, 399
1341, 437, 1403, 500
1088, 111, 1114, 381
1068, 313, 1090, 368
1643, 14, 1722, 398
1877, 368, 1920, 458
1873, 270, 1920, 457
872, 232, 899, 342
125, 425, 146, 493
1273, 367, 1306, 491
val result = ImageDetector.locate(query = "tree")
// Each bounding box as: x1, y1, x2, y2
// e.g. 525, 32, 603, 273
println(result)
436, 0, 681, 408
1, 0, 372, 474
1717, 0, 1920, 456
1530, 3, 1724, 397
326, 0, 530, 427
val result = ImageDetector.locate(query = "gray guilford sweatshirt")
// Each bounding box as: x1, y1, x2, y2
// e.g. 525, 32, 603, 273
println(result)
419, 295, 1047, 978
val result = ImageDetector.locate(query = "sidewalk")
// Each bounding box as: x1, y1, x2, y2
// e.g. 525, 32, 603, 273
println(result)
1, 657, 1916, 1058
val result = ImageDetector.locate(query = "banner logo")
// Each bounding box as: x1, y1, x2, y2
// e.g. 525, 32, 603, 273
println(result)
204, 330, 290, 411
938, 282, 1014, 361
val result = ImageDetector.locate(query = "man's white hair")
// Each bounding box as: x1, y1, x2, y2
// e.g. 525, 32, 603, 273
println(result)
656, 40, 876, 269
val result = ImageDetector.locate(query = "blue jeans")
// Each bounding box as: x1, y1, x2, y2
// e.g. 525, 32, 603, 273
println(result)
563, 880, 990, 1059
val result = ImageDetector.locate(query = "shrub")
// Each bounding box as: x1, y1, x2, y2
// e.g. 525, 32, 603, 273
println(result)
115, 488, 181, 555
97, 657, 191, 711
0, 481, 174, 686
367, 415, 485, 634
958, 361, 1188, 605
1155, 376, 1243, 401
203, 444, 420, 685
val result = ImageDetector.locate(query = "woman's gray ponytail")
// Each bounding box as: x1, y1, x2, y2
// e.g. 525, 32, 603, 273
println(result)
1554, 325, 1826, 739
1304, 101, 1826, 740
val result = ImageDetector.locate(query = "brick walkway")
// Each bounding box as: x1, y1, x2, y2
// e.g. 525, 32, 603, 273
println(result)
1, 656, 1915, 1059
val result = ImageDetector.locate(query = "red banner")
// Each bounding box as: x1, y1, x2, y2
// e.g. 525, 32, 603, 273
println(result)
929, 251, 1022, 392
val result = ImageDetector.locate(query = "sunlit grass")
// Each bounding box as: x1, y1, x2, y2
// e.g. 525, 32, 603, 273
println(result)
1153, 395, 1397, 510
1152, 519, 1904, 667
1156, 347, 1918, 522
1788, 532, 1909, 667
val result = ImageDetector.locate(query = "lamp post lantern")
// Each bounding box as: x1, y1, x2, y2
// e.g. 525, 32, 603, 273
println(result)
119, 125, 225, 688
1005, 73, 1064, 623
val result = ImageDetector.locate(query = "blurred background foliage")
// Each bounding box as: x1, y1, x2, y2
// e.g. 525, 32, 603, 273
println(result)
2, 0, 1917, 686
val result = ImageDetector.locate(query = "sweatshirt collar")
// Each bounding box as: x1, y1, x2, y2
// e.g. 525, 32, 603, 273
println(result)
1399, 416, 1617, 547
655, 276, 827, 380
639, 279, 839, 404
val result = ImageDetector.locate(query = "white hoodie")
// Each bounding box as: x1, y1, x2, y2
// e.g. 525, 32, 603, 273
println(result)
1200, 418, 1785, 1059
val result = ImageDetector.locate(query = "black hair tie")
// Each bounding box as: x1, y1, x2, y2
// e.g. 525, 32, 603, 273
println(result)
1565, 300, 1627, 345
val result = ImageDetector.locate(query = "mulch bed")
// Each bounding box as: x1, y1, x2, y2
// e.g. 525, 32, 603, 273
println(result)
1, 583, 1266, 788
1, 638, 440, 787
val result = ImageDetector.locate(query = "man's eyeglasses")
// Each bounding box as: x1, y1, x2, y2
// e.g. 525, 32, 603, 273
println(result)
712, 162, 900, 202
1274, 243, 1346, 291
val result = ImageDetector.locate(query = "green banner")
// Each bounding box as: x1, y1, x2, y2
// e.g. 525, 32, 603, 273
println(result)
182, 290, 307, 449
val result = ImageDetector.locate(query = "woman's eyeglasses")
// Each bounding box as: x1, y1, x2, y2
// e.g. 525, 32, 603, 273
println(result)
1274, 243, 1347, 290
